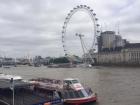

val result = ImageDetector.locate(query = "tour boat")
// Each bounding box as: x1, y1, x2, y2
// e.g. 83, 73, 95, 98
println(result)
0, 77, 62, 105
62, 78, 97, 105
30, 78, 97, 105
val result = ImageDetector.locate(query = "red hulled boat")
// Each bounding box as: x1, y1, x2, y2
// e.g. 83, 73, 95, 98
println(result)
29, 78, 97, 105
62, 78, 97, 105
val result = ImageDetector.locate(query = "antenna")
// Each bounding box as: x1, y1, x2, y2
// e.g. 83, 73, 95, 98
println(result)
117, 22, 120, 35
104, 22, 107, 31
100, 24, 102, 33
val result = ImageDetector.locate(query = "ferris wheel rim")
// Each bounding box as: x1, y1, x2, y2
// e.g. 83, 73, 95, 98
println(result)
62, 5, 100, 57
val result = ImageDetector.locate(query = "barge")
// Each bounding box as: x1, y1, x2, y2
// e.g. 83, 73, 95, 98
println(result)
0, 74, 62, 105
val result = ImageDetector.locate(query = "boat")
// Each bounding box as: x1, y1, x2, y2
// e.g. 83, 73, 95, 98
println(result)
76, 63, 92, 68
30, 78, 97, 105
47, 63, 76, 68
62, 78, 97, 105
0, 74, 62, 105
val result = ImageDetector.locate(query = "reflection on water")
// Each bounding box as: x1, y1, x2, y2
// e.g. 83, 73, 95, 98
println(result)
0, 66, 140, 105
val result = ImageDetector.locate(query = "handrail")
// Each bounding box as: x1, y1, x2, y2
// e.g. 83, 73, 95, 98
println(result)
0, 99, 10, 105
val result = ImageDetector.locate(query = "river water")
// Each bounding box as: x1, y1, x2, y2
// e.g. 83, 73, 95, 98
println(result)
0, 66, 140, 105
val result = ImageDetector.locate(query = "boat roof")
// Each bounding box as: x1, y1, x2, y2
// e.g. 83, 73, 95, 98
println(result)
64, 78, 78, 81
0, 79, 31, 89
0, 87, 51, 105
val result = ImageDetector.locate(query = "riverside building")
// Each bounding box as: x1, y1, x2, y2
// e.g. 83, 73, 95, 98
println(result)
86, 31, 140, 66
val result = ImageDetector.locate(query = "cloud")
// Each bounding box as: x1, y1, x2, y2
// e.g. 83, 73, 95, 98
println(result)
0, 0, 139, 57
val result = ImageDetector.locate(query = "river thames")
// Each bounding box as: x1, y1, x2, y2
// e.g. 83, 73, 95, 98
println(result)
0, 66, 140, 105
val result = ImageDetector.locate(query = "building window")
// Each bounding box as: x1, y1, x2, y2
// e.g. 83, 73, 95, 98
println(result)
131, 52, 134, 61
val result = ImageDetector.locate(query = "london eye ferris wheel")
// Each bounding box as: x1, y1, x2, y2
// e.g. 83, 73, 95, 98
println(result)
61, 5, 100, 62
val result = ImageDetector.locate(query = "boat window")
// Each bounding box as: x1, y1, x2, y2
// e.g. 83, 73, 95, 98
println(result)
64, 90, 79, 99
74, 91, 80, 97
72, 80, 79, 84
77, 90, 84, 98
54, 91, 60, 98
85, 88, 93, 95
69, 91, 76, 98
81, 89, 89, 97
64, 80, 72, 84
64, 91, 69, 99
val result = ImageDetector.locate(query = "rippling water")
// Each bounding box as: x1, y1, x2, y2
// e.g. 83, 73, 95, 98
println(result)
0, 66, 140, 105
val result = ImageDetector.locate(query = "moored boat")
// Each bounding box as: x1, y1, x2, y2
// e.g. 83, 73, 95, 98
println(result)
62, 78, 97, 105
0, 75, 62, 105
30, 78, 97, 105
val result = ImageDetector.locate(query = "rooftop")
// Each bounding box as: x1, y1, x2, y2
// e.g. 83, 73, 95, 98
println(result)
125, 43, 140, 48
101, 31, 115, 35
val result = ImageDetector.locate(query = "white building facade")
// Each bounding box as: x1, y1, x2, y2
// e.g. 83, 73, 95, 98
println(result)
90, 44, 140, 65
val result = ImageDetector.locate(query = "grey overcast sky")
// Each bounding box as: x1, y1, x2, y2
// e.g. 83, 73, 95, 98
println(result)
0, 0, 139, 57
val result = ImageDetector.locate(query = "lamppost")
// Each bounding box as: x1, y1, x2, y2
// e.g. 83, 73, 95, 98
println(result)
10, 78, 14, 105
